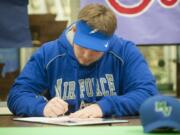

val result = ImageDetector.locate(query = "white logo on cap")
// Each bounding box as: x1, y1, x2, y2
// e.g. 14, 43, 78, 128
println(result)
104, 42, 109, 48
155, 101, 172, 117
89, 29, 98, 34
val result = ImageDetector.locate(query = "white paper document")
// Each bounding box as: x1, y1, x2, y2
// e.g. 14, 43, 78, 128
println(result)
14, 116, 128, 126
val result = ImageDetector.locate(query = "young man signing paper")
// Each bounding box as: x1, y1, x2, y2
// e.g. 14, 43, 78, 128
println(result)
8, 4, 158, 118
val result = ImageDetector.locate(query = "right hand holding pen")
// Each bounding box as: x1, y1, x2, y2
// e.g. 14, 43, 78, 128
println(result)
43, 97, 68, 117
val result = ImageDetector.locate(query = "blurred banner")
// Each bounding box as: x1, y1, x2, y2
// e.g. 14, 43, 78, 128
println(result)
81, 0, 180, 45
0, 0, 32, 47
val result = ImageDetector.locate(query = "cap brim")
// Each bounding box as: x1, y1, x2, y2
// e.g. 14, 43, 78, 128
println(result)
73, 21, 112, 52
144, 120, 180, 133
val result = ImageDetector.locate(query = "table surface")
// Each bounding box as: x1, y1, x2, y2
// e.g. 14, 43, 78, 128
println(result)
0, 115, 141, 127
0, 116, 179, 135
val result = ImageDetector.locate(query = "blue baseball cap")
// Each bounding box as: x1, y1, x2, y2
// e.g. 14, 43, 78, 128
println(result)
73, 20, 113, 52
140, 95, 180, 133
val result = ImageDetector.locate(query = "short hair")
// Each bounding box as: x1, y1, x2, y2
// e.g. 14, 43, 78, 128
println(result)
78, 4, 117, 36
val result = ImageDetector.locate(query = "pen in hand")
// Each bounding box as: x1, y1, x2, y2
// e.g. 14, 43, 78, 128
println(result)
43, 97, 68, 117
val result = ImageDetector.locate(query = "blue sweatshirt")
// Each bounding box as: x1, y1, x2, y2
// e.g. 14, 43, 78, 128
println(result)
7, 27, 158, 117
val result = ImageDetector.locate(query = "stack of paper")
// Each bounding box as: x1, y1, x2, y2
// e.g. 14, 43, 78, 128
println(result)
14, 116, 128, 126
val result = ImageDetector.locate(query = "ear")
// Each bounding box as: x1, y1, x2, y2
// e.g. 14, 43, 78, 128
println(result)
72, 26, 76, 32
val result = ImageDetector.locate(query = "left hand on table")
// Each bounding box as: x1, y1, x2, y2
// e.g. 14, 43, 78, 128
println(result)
69, 104, 103, 118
